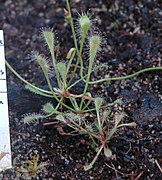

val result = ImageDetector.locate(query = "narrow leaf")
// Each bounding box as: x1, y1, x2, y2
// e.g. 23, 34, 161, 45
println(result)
66, 48, 76, 59
35, 54, 49, 80
33, 52, 54, 92
114, 112, 125, 127
25, 85, 53, 97
22, 114, 43, 123
94, 97, 103, 111
104, 147, 112, 158
56, 62, 66, 83
55, 115, 66, 123
89, 35, 101, 63
42, 30, 55, 60
103, 110, 110, 119
42, 102, 55, 114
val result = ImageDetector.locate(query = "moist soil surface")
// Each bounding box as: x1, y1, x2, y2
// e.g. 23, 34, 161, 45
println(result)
0, 0, 162, 179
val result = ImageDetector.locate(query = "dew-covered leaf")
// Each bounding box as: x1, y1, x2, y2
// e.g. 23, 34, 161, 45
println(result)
42, 102, 55, 114
55, 115, 66, 123
22, 113, 43, 123
95, 97, 103, 111
104, 147, 112, 158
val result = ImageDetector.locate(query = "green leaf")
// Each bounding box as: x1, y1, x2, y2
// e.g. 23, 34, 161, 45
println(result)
103, 110, 110, 119
93, 63, 109, 71
104, 147, 112, 158
114, 98, 123, 105
114, 112, 125, 127
107, 126, 117, 140
22, 114, 43, 123
33, 53, 51, 88
66, 48, 76, 59
94, 97, 103, 111
65, 112, 80, 122
55, 115, 66, 123
35, 54, 49, 79
57, 62, 67, 83
25, 85, 53, 97
33, 52, 54, 92
89, 35, 101, 63
42, 30, 55, 60
42, 102, 55, 114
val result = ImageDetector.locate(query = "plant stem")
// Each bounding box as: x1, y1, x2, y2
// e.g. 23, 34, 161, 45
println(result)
51, 52, 60, 87
69, 97, 79, 111
65, 49, 76, 87
66, 0, 83, 85
5, 60, 52, 95
79, 34, 86, 77
5, 60, 76, 112
84, 143, 104, 171
88, 66, 162, 84
79, 57, 93, 110
82, 97, 92, 111
82, 100, 121, 113
44, 98, 63, 118
67, 75, 86, 90
96, 109, 102, 134
67, 116, 100, 139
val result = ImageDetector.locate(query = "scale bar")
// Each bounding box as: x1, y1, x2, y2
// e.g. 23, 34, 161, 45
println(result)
0, 30, 12, 171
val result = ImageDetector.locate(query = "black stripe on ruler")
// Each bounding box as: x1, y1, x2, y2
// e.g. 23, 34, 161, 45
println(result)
0, 40, 4, 45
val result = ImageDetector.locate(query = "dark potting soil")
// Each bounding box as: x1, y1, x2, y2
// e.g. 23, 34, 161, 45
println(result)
0, 0, 162, 179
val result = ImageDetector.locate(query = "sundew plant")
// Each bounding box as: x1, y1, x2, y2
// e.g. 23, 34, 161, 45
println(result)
6, 0, 162, 170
